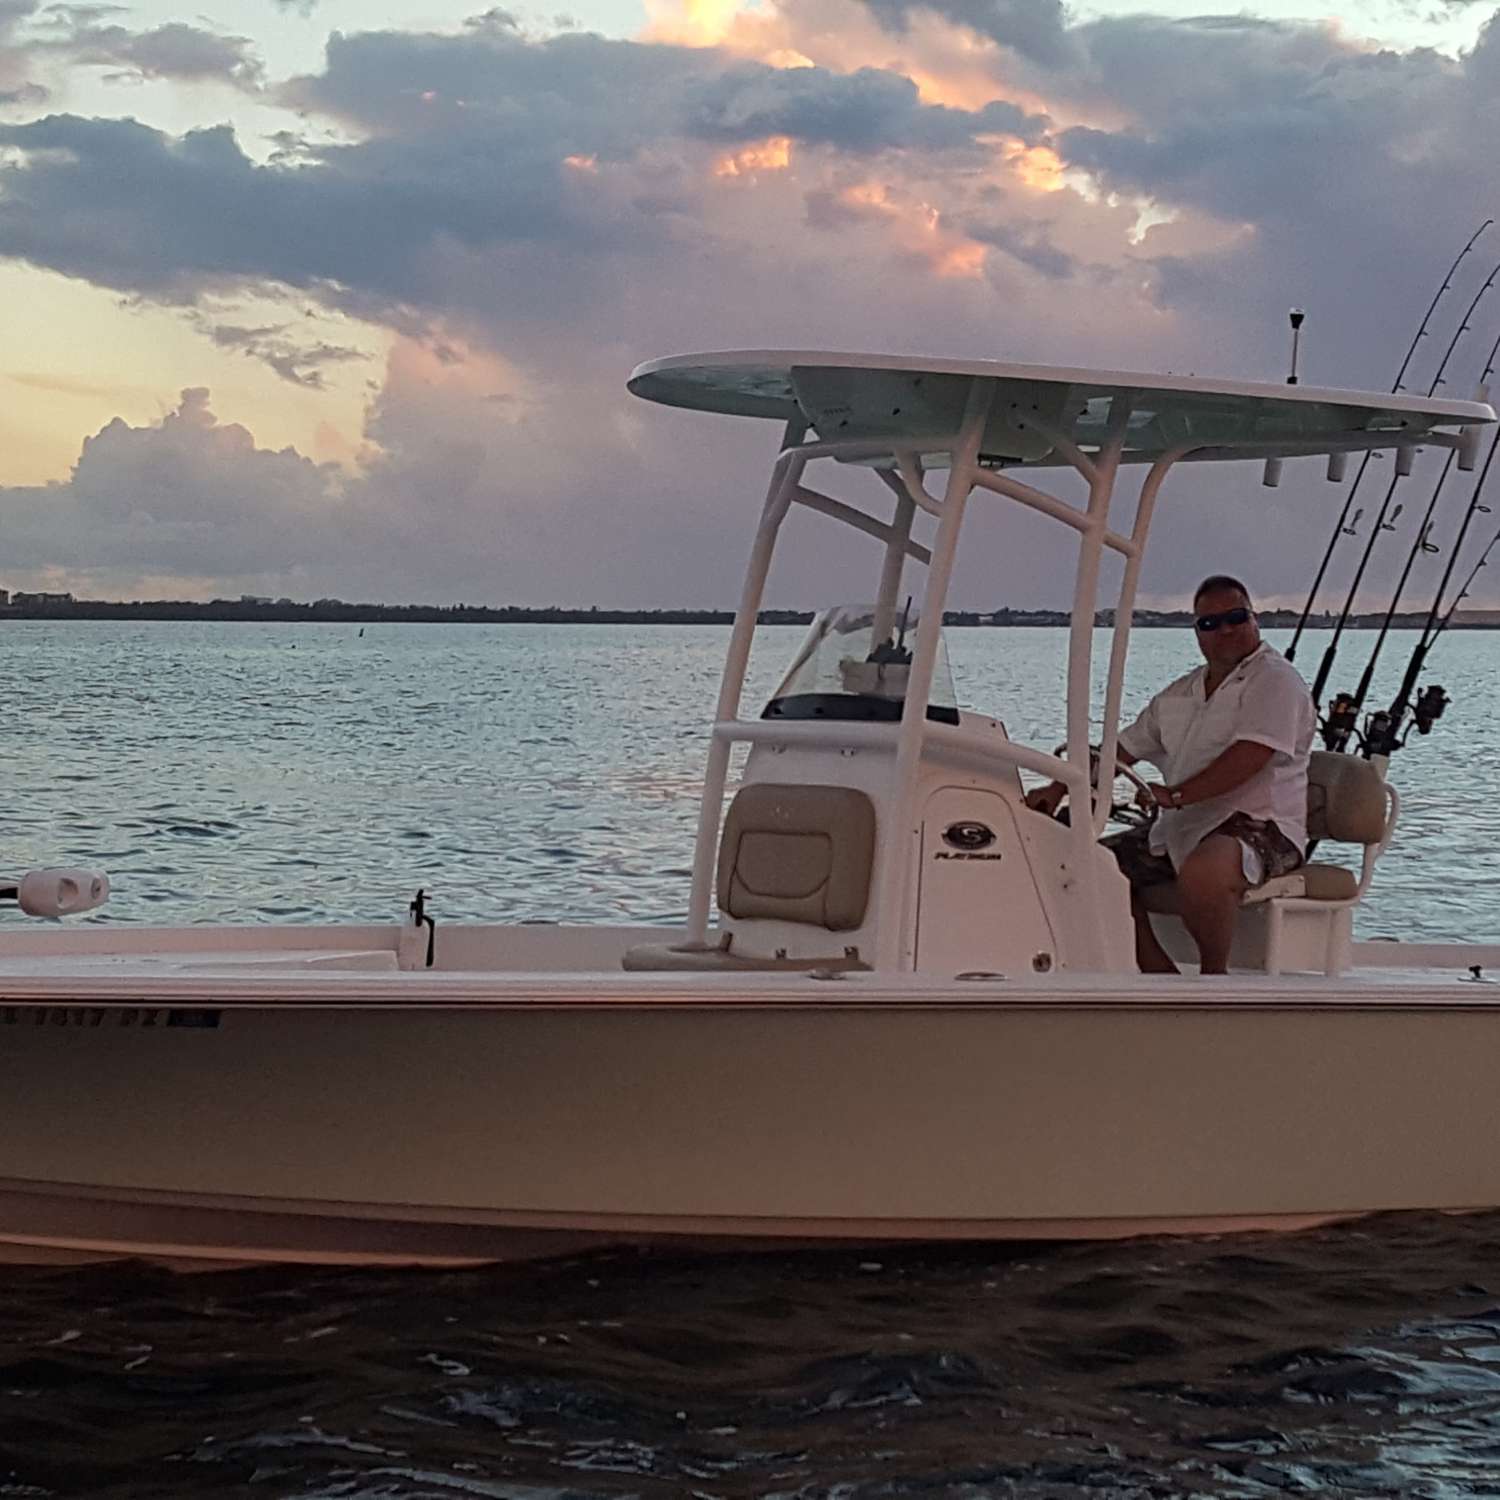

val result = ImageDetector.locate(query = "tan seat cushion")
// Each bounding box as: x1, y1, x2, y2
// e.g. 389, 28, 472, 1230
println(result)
1139, 754, 1384, 917
716, 783, 876, 931
1307, 750, 1388, 845
1141, 860, 1357, 914
1301, 862, 1359, 901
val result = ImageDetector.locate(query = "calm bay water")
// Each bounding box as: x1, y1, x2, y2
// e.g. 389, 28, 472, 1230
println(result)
0, 619, 1494, 938
2, 619, 1500, 1498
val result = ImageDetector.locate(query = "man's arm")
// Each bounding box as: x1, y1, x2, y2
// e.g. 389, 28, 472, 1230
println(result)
1147, 739, 1274, 809
1025, 746, 1139, 815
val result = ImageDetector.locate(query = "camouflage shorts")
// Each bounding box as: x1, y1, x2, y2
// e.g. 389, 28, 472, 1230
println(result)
1101, 812, 1303, 890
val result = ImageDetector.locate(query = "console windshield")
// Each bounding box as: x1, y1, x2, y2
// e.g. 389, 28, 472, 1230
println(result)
762, 604, 960, 725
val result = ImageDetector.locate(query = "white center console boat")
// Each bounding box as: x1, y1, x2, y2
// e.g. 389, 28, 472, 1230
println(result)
0, 352, 1495, 1267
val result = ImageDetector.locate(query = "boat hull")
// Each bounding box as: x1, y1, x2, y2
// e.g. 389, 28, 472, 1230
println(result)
2, 984, 1497, 1265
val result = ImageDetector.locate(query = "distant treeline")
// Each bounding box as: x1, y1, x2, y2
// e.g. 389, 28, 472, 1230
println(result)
0, 600, 1471, 627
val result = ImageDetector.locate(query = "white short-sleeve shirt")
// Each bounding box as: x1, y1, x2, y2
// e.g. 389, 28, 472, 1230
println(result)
1116, 643, 1315, 870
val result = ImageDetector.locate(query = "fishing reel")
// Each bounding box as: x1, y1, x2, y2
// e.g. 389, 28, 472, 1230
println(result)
1412, 683, 1450, 734
1357, 684, 1449, 759
1319, 692, 1359, 752
1362, 710, 1398, 759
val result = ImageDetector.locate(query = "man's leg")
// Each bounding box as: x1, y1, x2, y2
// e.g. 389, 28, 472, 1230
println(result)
1175, 834, 1250, 975
1130, 888, 1180, 974
1102, 825, 1181, 974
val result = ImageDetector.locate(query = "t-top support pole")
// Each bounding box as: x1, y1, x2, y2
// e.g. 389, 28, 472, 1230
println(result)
873, 378, 994, 972
1092, 443, 1191, 835
872, 473, 918, 648
685, 441, 805, 944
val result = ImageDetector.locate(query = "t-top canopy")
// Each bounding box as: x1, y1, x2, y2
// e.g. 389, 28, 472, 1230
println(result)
627, 350, 1495, 467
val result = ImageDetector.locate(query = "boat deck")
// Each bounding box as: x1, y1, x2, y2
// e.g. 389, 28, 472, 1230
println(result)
0, 924, 1495, 1007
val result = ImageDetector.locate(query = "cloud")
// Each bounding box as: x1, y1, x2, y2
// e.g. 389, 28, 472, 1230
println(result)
860, 0, 1075, 67
68, 20, 263, 86
0, 388, 347, 588
1, 1, 1500, 609
200, 320, 367, 388
965, 215, 1074, 278
684, 60, 1047, 150
0, 27, 1052, 328
0, 357, 798, 608
26, 7, 264, 86
0, 0, 37, 34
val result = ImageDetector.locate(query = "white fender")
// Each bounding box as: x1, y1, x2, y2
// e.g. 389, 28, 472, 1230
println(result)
17, 869, 110, 917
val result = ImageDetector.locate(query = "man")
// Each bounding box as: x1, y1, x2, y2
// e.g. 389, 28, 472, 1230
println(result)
1025, 576, 1315, 975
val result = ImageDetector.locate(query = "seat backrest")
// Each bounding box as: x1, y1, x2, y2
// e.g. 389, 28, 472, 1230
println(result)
716, 783, 876, 931
1306, 750, 1387, 845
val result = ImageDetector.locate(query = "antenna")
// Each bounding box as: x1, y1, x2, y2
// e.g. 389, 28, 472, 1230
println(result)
1287, 308, 1305, 385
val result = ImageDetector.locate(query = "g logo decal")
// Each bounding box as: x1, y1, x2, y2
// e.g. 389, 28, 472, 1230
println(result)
943, 821, 996, 851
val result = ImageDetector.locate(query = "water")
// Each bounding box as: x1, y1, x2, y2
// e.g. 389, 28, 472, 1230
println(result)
7, 1220, 1500, 1497
0, 620, 1495, 938
3, 620, 1500, 1497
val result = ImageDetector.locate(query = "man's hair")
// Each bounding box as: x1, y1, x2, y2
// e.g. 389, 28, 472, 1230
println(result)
1193, 574, 1253, 608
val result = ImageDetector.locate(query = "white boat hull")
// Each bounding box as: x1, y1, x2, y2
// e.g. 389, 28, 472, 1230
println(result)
1, 924, 1498, 1266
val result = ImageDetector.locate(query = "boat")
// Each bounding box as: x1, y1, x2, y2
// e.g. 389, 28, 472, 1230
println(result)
2, 351, 1497, 1269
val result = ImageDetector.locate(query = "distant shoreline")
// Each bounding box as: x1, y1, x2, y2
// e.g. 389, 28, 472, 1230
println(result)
0, 602, 1489, 628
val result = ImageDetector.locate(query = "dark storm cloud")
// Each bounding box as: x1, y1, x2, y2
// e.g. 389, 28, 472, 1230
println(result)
23, 5, 265, 86
65, 20, 263, 85
281, 25, 710, 146
965, 218, 1074, 279
684, 61, 1047, 150
201, 320, 367, 388
1053, 14, 1466, 218
860, 0, 1075, 66
293, 25, 1045, 151
0, 109, 632, 304
0, 28, 1051, 312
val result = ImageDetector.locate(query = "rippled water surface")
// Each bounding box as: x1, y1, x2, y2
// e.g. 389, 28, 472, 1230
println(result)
7, 1216, 1500, 1498
0, 620, 1495, 938
3, 620, 1500, 1497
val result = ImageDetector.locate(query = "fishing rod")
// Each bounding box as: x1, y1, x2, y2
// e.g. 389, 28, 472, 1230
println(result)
1308, 252, 1500, 732
1325, 278, 1500, 751
1438, 520, 1500, 634
1287, 218, 1493, 664
1362, 409, 1500, 757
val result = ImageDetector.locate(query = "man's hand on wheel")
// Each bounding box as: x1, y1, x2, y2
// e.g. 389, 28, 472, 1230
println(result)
1025, 782, 1067, 816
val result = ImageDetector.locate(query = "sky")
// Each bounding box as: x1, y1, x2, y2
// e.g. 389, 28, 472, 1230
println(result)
0, 0, 1498, 611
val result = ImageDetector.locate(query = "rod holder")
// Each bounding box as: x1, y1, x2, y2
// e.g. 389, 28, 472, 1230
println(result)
1262, 456, 1284, 488
1395, 445, 1416, 478
1326, 452, 1348, 483
1459, 426, 1483, 472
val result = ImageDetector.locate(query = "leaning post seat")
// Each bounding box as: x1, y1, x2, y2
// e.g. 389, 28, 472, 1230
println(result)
622, 783, 877, 973
1142, 750, 1398, 976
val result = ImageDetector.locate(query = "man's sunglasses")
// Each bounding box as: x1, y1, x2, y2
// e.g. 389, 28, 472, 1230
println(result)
1195, 606, 1252, 633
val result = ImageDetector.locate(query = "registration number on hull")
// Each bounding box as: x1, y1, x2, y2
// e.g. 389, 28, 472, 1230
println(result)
0, 1006, 222, 1029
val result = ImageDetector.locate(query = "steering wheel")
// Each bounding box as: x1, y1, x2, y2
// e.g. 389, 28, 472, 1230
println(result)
1049, 744, 1158, 830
